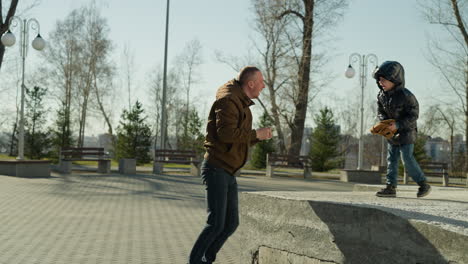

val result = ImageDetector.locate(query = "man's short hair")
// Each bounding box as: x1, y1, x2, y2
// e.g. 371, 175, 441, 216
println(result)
237, 66, 260, 86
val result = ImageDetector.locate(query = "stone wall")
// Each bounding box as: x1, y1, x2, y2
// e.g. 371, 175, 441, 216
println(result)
239, 189, 468, 264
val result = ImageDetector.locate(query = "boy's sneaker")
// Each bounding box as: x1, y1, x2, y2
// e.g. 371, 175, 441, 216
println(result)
376, 185, 396, 197
417, 181, 431, 198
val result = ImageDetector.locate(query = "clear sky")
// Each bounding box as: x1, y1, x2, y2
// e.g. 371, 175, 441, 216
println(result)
0, 0, 451, 137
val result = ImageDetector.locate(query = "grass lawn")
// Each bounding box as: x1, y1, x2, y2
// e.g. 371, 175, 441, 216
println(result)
0, 154, 53, 161
73, 160, 119, 167
0, 154, 15, 160
73, 160, 191, 169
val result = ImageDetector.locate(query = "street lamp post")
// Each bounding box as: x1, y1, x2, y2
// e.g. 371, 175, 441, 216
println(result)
345, 53, 378, 170
153, 0, 170, 174
160, 0, 170, 150
1, 16, 46, 160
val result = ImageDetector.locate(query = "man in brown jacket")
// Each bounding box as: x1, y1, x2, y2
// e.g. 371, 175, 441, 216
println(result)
188, 66, 272, 264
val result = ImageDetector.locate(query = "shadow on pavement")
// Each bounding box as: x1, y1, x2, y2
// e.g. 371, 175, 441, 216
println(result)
310, 201, 448, 264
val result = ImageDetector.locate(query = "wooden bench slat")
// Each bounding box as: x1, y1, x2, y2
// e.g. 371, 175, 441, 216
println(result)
266, 153, 311, 178
153, 149, 201, 165
63, 159, 111, 162
60, 147, 110, 161
404, 161, 449, 186
62, 148, 104, 151
154, 154, 196, 158
62, 153, 107, 156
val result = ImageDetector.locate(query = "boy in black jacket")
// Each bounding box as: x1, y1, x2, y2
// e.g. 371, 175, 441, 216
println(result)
373, 61, 431, 198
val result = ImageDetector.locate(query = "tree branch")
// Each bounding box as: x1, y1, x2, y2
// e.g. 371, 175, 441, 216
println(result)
1, 0, 19, 33
450, 0, 468, 48
278, 9, 304, 22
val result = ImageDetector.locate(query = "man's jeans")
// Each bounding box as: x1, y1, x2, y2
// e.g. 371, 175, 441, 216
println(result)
386, 143, 426, 186
189, 161, 239, 264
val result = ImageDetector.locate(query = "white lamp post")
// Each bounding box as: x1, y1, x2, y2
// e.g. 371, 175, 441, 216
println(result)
1, 17, 46, 160
345, 53, 378, 170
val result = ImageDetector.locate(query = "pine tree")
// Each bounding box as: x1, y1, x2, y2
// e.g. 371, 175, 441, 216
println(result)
24, 86, 51, 159
177, 108, 205, 156
309, 107, 341, 172
50, 103, 74, 161
115, 101, 152, 165
250, 111, 275, 169
414, 134, 430, 163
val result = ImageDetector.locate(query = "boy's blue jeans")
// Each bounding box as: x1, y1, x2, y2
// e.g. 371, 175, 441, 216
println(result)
189, 161, 239, 264
386, 143, 426, 186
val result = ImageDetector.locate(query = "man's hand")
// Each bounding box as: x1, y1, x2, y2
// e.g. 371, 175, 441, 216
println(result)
256, 127, 272, 140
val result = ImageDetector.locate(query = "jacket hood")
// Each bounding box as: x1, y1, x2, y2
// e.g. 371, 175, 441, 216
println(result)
216, 79, 254, 107
373, 61, 405, 91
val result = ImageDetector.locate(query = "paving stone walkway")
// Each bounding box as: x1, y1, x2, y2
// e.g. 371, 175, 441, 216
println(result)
0, 171, 354, 264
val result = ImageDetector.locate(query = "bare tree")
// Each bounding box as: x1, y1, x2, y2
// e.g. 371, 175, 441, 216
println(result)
419, 0, 468, 169
41, 1, 114, 148
0, 0, 42, 70
250, 0, 292, 154
148, 65, 180, 149
122, 43, 135, 110
42, 8, 85, 149
175, 38, 203, 144
0, 0, 19, 70
251, 0, 347, 155
148, 66, 163, 146
429, 105, 458, 169
76, 2, 114, 148
92, 71, 114, 137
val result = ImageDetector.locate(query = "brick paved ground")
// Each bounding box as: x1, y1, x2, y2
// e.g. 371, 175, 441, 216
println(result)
0, 171, 354, 264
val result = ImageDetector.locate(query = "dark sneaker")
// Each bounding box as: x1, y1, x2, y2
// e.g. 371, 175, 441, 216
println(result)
376, 185, 396, 197
417, 182, 431, 198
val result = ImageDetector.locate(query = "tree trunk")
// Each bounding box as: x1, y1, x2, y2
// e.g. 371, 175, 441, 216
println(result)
288, 0, 314, 156
8, 122, 17, 156
270, 97, 286, 154
465, 106, 468, 173
77, 85, 91, 148
449, 0, 468, 174
93, 73, 113, 137
0, 0, 19, 70
62, 47, 74, 149
0, 46, 5, 70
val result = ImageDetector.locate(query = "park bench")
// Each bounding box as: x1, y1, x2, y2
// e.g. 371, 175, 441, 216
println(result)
403, 161, 449, 187
59, 147, 111, 174
266, 153, 312, 178
153, 149, 201, 176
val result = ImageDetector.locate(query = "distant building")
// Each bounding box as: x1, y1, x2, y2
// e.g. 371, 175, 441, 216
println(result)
83, 135, 99, 147
424, 137, 450, 163
98, 133, 114, 151
453, 134, 466, 154
343, 134, 385, 170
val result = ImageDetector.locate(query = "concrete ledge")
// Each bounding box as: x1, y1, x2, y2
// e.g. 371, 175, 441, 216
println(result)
58, 160, 72, 174
0, 160, 51, 177
257, 246, 334, 264
190, 162, 201, 177
97, 160, 111, 173
353, 184, 468, 193
240, 191, 468, 264
340, 169, 382, 184
119, 158, 136, 174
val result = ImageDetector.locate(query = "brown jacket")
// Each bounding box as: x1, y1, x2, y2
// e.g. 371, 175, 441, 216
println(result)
204, 79, 259, 175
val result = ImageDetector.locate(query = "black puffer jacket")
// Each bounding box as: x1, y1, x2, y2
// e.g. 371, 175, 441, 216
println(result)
373, 61, 418, 145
